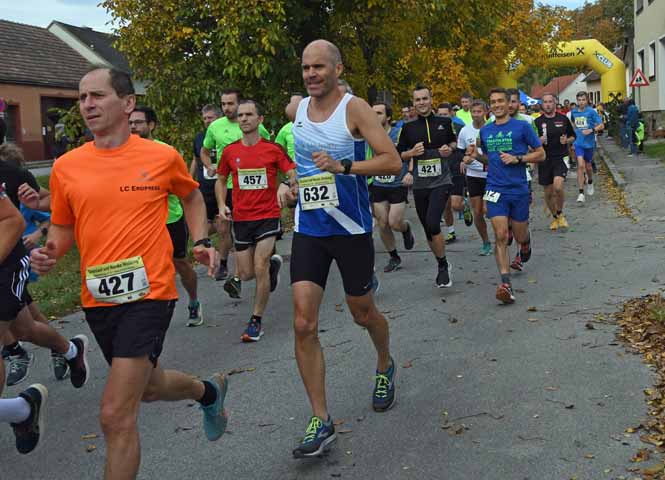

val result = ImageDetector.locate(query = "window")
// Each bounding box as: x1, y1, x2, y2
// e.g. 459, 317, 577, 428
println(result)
636, 0, 644, 14
649, 42, 657, 79
638, 49, 645, 72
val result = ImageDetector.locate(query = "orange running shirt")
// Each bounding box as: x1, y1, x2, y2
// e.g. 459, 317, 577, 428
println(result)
50, 135, 198, 308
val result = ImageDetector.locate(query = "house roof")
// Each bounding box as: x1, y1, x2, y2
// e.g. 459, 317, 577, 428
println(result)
0, 19, 92, 89
583, 71, 601, 82
531, 74, 581, 99
50, 21, 130, 72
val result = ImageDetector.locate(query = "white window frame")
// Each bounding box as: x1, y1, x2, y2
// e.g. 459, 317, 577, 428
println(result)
638, 48, 645, 73
649, 42, 656, 79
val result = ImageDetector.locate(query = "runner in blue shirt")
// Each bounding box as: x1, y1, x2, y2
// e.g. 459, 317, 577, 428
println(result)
570, 92, 604, 203
474, 87, 545, 304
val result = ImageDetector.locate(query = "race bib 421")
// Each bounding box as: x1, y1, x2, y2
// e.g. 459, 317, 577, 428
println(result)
417, 159, 441, 177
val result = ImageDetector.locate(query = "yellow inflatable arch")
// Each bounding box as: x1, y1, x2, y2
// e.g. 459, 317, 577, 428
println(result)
498, 39, 627, 103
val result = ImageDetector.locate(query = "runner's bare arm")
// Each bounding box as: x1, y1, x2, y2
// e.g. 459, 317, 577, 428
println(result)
181, 189, 208, 243
200, 147, 215, 174
346, 98, 401, 176
0, 197, 25, 264
190, 156, 197, 178
45, 224, 75, 258
214, 177, 231, 220
18, 183, 50, 212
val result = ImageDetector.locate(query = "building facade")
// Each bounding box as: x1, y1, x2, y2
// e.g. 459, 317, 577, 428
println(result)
634, 0, 665, 133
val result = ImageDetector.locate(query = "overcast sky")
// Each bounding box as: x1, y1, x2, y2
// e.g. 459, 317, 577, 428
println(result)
2, 0, 588, 33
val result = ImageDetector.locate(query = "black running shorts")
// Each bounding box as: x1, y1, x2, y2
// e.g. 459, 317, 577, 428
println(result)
202, 190, 219, 222
369, 186, 408, 204
466, 176, 487, 198
0, 256, 30, 322
538, 156, 568, 186
233, 218, 281, 252
84, 300, 175, 366
450, 174, 465, 197
413, 186, 450, 241
290, 232, 374, 297
166, 216, 189, 259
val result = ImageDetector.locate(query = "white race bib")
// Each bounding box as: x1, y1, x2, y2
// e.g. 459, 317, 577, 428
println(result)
238, 168, 268, 190
417, 159, 441, 177
483, 190, 501, 203
574, 116, 588, 129
299, 173, 339, 210
375, 175, 396, 184
86, 256, 150, 304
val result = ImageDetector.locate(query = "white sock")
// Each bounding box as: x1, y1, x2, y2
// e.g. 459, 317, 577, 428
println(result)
0, 397, 31, 423
447, 226, 456, 234
63, 341, 77, 361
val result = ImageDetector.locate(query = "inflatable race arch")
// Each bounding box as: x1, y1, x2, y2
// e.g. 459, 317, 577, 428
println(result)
498, 39, 627, 103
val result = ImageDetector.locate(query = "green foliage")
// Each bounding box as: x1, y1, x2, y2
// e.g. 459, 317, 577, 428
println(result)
47, 104, 87, 150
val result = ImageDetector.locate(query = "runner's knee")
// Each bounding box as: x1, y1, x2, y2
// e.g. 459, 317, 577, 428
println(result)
294, 314, 318, 339
100, 402, 138, 436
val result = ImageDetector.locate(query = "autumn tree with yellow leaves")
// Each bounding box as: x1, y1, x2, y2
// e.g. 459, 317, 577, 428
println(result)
102, 0, 571, 149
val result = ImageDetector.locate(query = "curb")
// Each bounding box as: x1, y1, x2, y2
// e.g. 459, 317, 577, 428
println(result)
597, 142, 627, 190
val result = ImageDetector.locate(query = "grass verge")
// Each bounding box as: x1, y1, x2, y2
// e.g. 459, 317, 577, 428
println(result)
645, 143, 665, 162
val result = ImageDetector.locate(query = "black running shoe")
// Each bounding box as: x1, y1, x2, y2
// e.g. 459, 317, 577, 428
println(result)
67, 335, 89, 389
293, 416, 337, 458
11, 383, 48, 454
215, 261, 228, 281
445, 232, 457, 244
436, 262, 452, 288
224, 276, 242, 299
6, 352, 33, 387
402, 221, 415, 250
463, 199, 473, 226
269, 255, 283, 292
384, 256, 401, 273
51, 352, 70, 381
372, 357, 396, 412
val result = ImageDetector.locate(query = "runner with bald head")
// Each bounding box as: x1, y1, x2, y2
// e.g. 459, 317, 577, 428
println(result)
289, 39, 401, 458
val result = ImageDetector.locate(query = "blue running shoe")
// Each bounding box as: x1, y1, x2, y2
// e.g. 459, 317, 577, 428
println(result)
241, 320, 264, 342
373, 357, 396, 412
200, 374, 229, 441
293, 416, 337, 458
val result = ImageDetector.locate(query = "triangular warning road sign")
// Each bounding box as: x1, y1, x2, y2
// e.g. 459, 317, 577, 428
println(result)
630, 68, 650, 87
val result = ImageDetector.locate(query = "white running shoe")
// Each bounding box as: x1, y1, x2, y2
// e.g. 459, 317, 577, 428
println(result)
577, 193, 585, 203
586, 183, 594, 196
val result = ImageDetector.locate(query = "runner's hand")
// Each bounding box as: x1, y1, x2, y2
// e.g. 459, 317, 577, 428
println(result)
312, 151, 343, 173
206, 166, 217, 177
499, 152, 518, 165
22, 231, 42, 250
411, 142, 425, 157
463, 155, 474, 165
18, 183, 40, 210
30, 240, 57, 275
277, 183, 298, 209
402, 172, 413, 187
438, 145, 452, 157
460, 162, 466, 174
559, 134, 568, 145
582, 128, 593, 136
193, 246, 219, 278
217, 206, 232, 222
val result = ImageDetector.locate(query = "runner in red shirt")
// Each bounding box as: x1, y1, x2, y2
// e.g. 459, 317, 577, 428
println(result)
217, 100, 296, 342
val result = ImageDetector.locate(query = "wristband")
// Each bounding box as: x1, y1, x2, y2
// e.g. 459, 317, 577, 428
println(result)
193, 238, 212, 248
41, 227, 48, 236
341, 159, 353, 175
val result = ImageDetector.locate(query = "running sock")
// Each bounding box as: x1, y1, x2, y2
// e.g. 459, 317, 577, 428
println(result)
579, 189, 584, 194
197, 380, 218, 407
447, 226, 455, 234
556, 210, 562, 216
0, 397, 31, 424
2, 342, 26, 357
552, 212, 558, 218
63, 341, 78, 361
251, 315, 262, 324
220, 258, 227, 267
437, 256, 448, 268
501, 273, 511, 285
188, 299, 199, 308
389, 249, 399, 260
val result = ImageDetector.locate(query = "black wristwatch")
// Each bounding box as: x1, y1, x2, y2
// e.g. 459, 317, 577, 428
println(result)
193, 238, 212, 248
40, 227, 48, 236
516, 155, 524, 165
341, 159, 353, 175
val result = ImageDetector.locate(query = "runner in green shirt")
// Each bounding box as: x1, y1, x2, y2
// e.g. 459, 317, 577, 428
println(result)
275, 93, 304, 160
200, 89, 270, 295
129, 106, 203, 326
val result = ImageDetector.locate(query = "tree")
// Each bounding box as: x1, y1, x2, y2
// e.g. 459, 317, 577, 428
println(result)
569, 0, 633, 52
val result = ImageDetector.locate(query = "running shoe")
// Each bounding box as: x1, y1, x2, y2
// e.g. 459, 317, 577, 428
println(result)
384, 256, 401, 273
445, 231, 457, 244
293, 416, 337, 458
371, 272, 381, 294
51, 352, 69, 380
11, 383, 48, 454
586, 183, 594, 196
495, 283, 516, 304
67, 335, 89, 389
241, 320, 264, 342
479, 242, 492, 256
550, 217, 559, 231
520, 238, 532, 263
558, 214, 569, 229
402, 221, 415, 250
187, 301, 204, 327
372, 357, 396, 412
200, 373, 228, 441
463, 199, 473, 226
269, 254, 283, 293
510, 253, 523, 272
6, 352, 33, 387
223, 276, 242, 299
577, 193, 585, 203
436, 261, 452, 288
215, 261, 228, 281
507, 226, 513, 246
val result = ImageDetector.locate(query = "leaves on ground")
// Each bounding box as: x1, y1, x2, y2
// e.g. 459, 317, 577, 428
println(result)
227, 367, 256, 376
599, 163, 637, 222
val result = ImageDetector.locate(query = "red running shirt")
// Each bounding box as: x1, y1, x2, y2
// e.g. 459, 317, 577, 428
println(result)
219, 139, 295, 221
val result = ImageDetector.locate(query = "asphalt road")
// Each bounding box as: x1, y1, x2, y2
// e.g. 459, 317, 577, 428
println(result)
2, 167, 664, 480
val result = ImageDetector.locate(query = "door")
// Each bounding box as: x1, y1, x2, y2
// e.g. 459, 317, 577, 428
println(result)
41, 96, 76, 159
